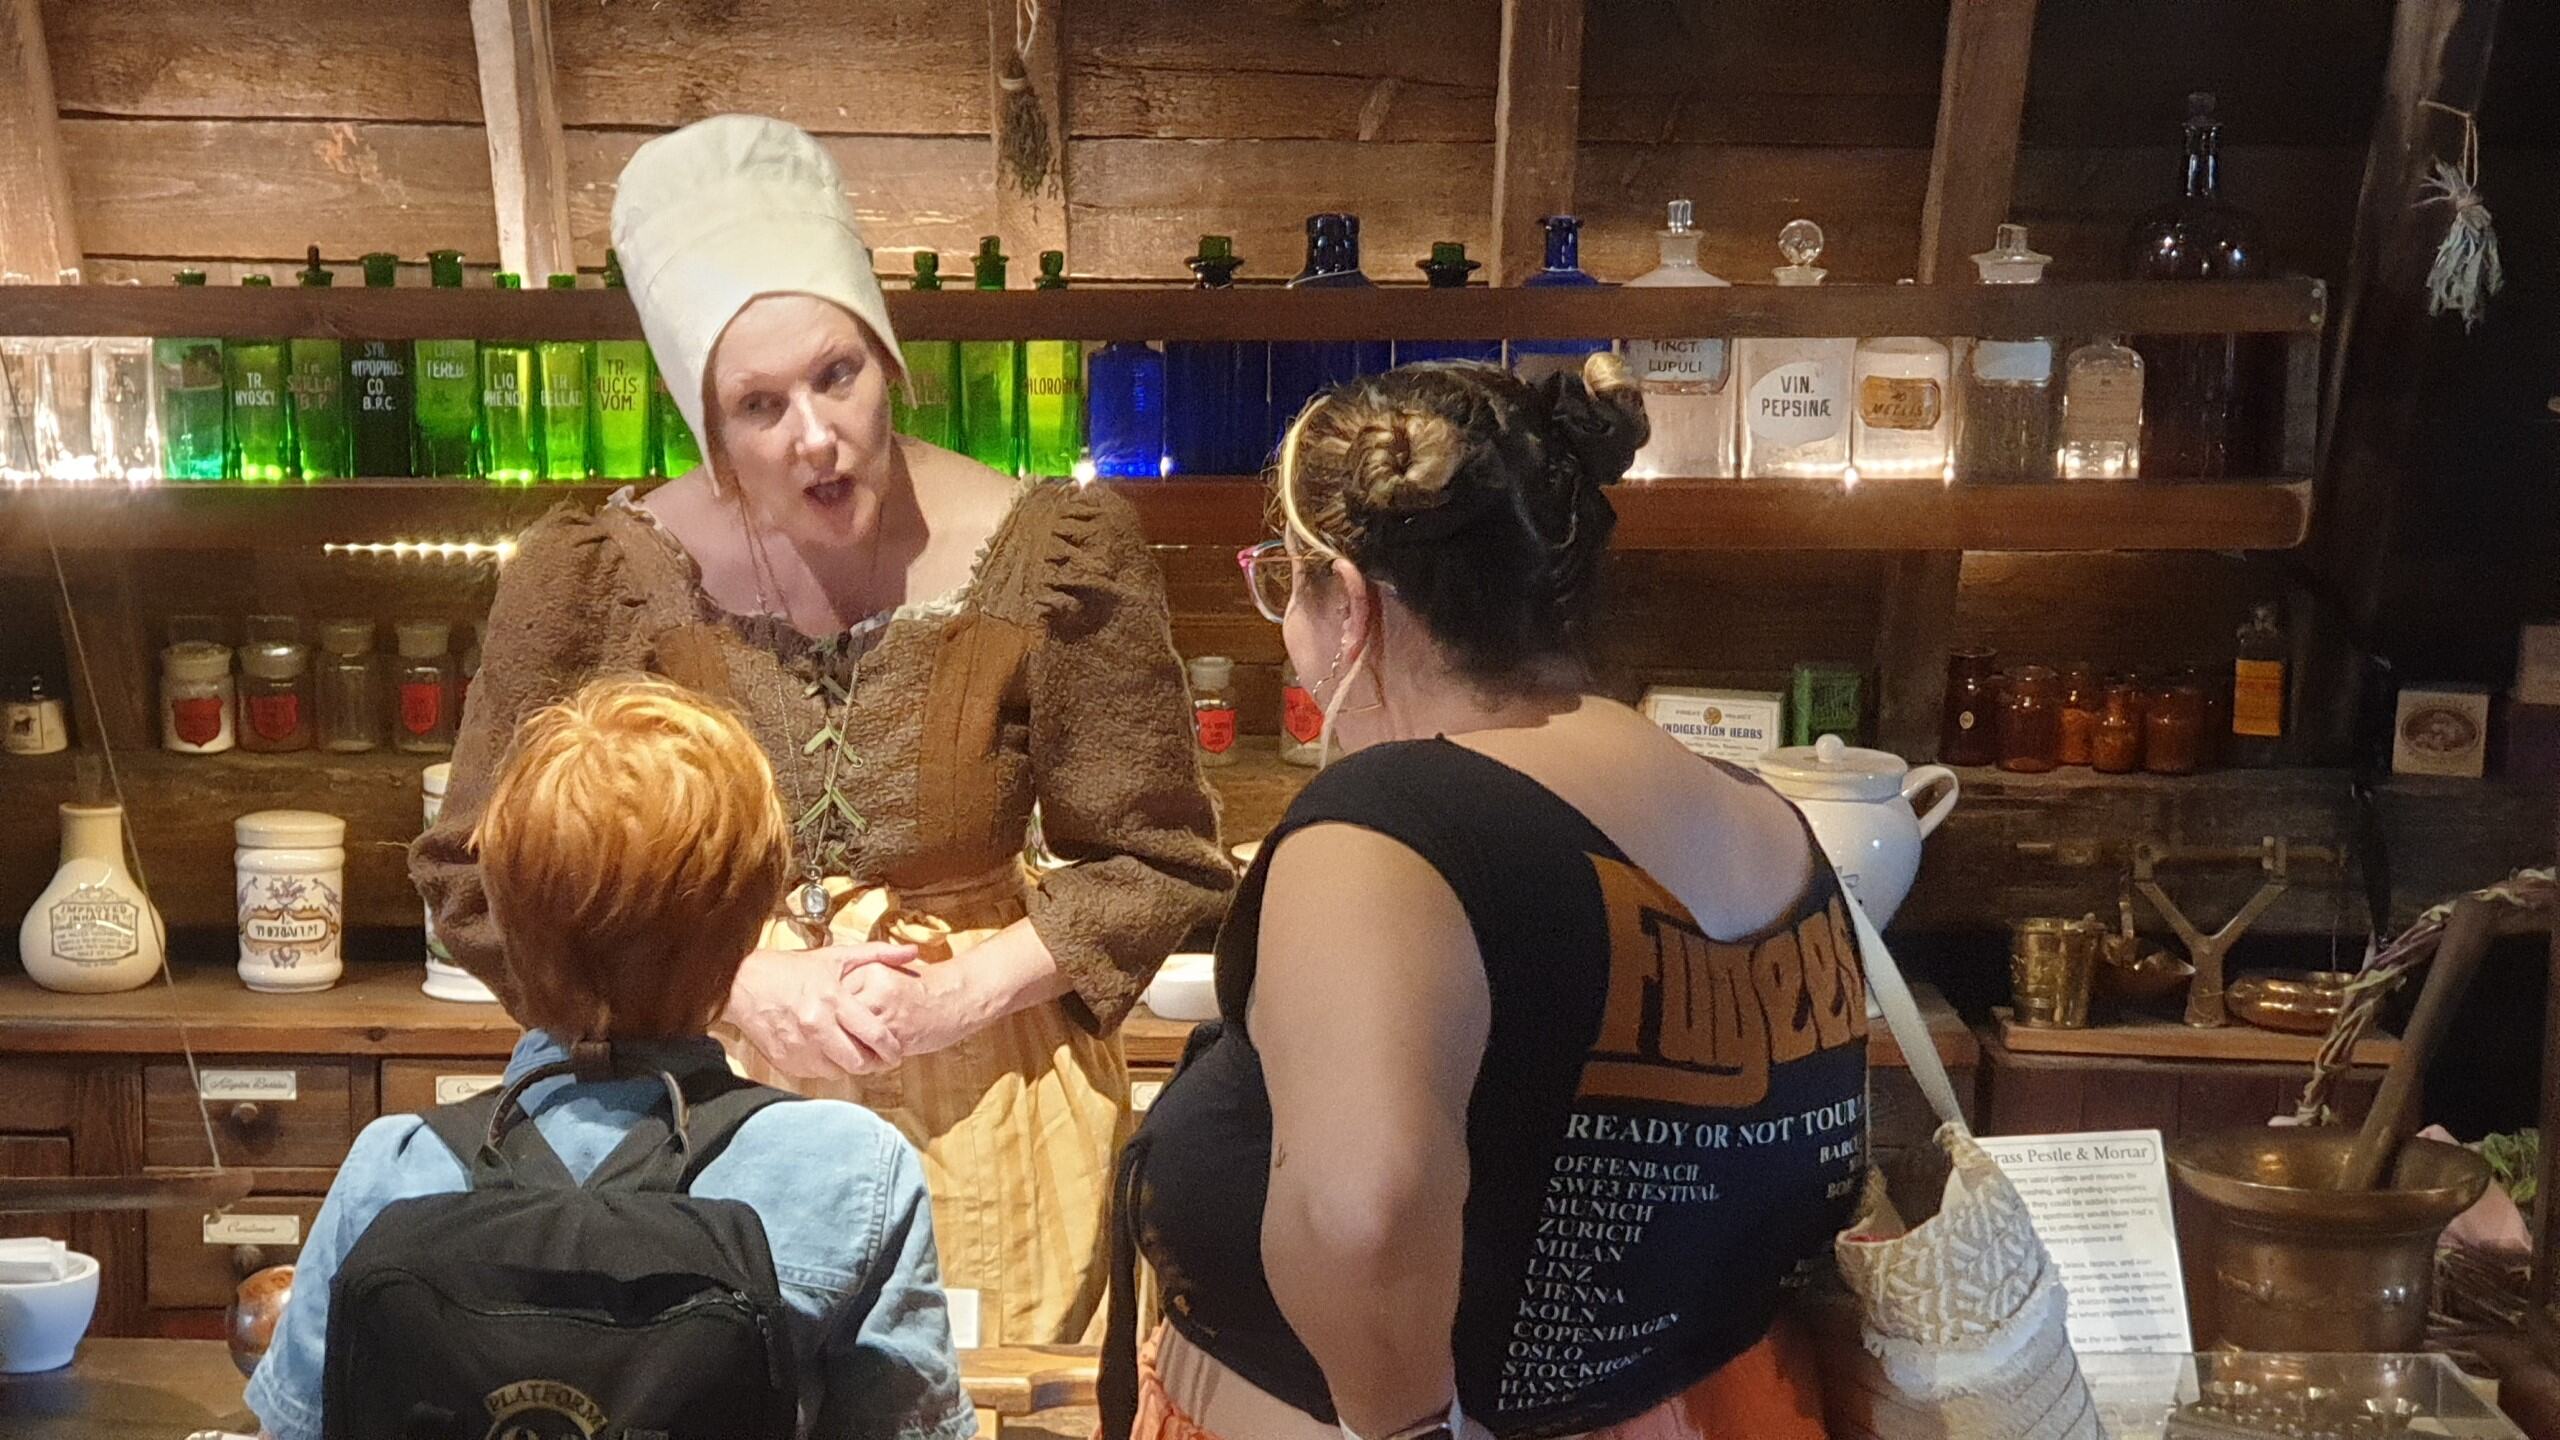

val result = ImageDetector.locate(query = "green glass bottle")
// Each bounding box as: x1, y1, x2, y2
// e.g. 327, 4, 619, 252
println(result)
958, 236, 1021, 475
594, 249, 655, 479
225, 275, 292, 483
1022, 250, 1084, 477
413, 250, 480, 478
288, 247, 351, 479
347, 252, 414, 478
478, 274, 542, 484
156, 270, 227, 481
890, 251, 959, 449
653, 367, 703, 478
536, 273, 591, 481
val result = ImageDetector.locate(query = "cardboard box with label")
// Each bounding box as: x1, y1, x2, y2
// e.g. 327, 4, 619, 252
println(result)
2393, 684, 2491, 778
1640, 687, 1785, 768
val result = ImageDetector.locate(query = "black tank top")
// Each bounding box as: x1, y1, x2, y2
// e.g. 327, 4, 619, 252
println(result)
1125, 739, 1870, 1439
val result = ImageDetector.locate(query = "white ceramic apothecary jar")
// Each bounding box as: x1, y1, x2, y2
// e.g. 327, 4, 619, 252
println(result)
418, 764, 494, 1003
1756, 734, 1958, 927
19, 802, 164, 994
234, 809, 346, 993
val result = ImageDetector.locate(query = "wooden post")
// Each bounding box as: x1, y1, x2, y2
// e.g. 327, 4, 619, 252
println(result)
0, 0, 80, 278
1489, 0, 1584, 287
1873, 0, 2040, 758
988, 0, 1067, 269
469, 0, 574, 281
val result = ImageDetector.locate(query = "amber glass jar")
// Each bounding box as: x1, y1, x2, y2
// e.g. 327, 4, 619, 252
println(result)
1999, 665, 2063, 773
2144, 683, 2207, 775
2092, 685, 2143, 773
2057, 663, 2100, 766
1941, 647, 2001, 765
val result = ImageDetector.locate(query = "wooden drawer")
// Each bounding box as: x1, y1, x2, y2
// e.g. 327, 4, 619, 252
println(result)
147, 1195, 322, 1309
144, 1061, 359, 1170
380, 1060, 507, 1116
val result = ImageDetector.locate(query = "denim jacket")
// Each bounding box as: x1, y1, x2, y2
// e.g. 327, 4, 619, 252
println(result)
245, 1029, 974, 1440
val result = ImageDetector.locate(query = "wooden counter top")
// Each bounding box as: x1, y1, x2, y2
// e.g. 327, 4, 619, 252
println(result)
0, 960, 1977, 1071
0, 1337, 1099, 1439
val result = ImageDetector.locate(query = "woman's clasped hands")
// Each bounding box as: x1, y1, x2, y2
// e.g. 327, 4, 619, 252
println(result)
721, 942, 983, 1078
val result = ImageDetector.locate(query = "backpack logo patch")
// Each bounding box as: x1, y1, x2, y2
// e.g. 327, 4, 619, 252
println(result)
484, 1379, 610, 1439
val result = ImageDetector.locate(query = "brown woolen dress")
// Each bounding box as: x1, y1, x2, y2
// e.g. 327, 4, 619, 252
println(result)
412, 477, 1233, 1344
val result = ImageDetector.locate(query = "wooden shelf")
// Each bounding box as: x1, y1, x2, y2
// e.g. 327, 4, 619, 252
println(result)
0, 278, 2327, 341
0, 475, 2315, 553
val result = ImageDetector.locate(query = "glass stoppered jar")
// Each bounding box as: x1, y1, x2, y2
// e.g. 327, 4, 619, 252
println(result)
393, 619, 456, 755
316, 618, 385, 753
1735, 219, 1852, 481
1189, 655, 1238, 769
238, 640, 314, 753
1955, 224, 2057, 485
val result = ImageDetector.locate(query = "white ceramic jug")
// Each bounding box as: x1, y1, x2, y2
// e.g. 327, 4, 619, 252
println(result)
19, 802, 164, 993
1757, 734, 1958, 927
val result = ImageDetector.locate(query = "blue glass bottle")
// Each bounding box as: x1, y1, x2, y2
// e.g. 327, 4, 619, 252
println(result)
1086, 339, 1165, 478
1395, 242, 1502, 366
1268, 213, 1390, 454
1509, 214, 1610, 385
1164, 235, 1267, 477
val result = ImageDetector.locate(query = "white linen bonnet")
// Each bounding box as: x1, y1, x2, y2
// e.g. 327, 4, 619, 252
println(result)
609, 114, 905, 462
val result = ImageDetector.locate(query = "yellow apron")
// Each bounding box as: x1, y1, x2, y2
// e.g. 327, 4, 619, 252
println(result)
723, 863, 1130, 1346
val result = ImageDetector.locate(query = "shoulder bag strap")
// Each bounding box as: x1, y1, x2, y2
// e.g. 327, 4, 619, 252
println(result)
1839, 882, 1971, 1134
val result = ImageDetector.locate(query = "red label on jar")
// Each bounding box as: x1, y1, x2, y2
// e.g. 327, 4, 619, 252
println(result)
400, 682, 444, 736
171, 696, 225, 747
1196, 708, 1237, 754
1282, 685, 1322, 744
248, 693, 302, 742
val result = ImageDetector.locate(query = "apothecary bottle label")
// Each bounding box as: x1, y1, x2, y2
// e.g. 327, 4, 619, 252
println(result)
1195, 708, 1236, 755
1971, 339, 2054, 384
400, 682, 443, 736
239, 873, 343, 971
1626, 338, 1729, 392
2067, 367, 2144, 432
1282, 686, 1322, 745
248, 694, 302, 742
1857, 376, 1943, 431
1746, 361, 1842, 446
2233, 659, 2284, 738
172, 696, 226, 747
49, 883, 139, 963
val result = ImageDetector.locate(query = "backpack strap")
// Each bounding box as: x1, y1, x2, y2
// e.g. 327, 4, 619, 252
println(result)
415, 1064, 581, 1190
583, 1062, 798, 1195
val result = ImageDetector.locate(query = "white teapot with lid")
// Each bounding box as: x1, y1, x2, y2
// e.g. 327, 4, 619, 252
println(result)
1756, 734, 1958, 927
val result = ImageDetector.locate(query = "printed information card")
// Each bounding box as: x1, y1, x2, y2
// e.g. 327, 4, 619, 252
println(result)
1974, 1129, 2190, 1353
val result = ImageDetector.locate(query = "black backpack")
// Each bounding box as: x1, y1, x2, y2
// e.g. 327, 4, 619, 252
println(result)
322, 1053, 802, 1440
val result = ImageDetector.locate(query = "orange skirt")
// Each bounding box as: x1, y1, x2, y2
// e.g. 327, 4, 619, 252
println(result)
1126, 1322, 1828, 1440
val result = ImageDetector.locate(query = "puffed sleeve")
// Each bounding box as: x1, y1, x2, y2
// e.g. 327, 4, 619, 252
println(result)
408, 507, 656, 1008
1018, 484, 1234, 1031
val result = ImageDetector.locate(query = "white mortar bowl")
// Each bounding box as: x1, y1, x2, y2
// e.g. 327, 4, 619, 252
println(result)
0, 1250, 100, 1373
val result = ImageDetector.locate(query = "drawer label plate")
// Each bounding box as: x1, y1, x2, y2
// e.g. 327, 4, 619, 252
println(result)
435, 1075, 503, 1104
198, 1070, 298, 1103
204, 1212, 301, 1246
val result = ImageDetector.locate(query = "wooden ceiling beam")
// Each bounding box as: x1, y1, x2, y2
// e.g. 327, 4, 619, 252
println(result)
1489, 0, 1585, 287
469, 0, 574, 280
0, 0, 81, 279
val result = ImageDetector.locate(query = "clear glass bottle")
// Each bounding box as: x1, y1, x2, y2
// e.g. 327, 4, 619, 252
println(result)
1189, 655, 1238, 769
2231, 600, 2287, 766
1268, 214, 1391, 455
226, 274, 293, 482
155, 269, 228, 481
1086, 339, 1165, 479
1510, 215, 1610, 386
238, 640, 314, 753
1736, 220, 1852, 481
1022, 251, 1085, 477
535, 274, 592, 481
393, 619, 456, 755
958, 236, 1023, 475
2125, 92, 2267, 479
890, 251, 960, 450
1851, 283, 1951, 482
0, 275, 37, 484
594, 250, 656, 479
287, 248, 351, 480
1279, 660, 1323, 767
1164, 235, 1266, 476
1955, 224, 2057, 485
38, 267, 98, 481
414, 250, 482, 478
1395, 242, 1502, 367
316, 618, 384, 754
2056, 335, 2145, 480
91, 279, 160, 483
161, 640, 237, 754
348, 252, 415, 478
479, 273, 542, 484
1623, 203, 1735, 480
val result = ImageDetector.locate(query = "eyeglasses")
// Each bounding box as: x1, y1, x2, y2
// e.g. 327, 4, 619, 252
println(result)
1237, 540, 1300, 624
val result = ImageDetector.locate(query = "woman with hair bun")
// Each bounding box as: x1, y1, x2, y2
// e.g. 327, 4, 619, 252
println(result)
1107, 354, 1867, 1440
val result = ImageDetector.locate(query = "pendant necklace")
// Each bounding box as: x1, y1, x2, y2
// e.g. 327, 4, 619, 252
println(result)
740, 503, 872, 947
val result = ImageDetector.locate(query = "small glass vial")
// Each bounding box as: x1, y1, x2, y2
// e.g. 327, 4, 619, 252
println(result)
1940, 647, 2000, 766
234, 809, 346, 993
161, 641, 237, 754
1850, 290, 1952, 481
238, 641, 314, 753
317, 619, 385, 754
1736, 220, 1853, 481
1279, 661, 1323, 767
1189, 655, 1238, 768
394, 619, 456, 755
4, 674, 69, 755
2144, 684, 2206, 776
2092, 685, 2144, 774
2055, 335, 2145, 480
2057, 663, 2100, 767
1998, 665, 2062, 774
1955, 224, 2057, 485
